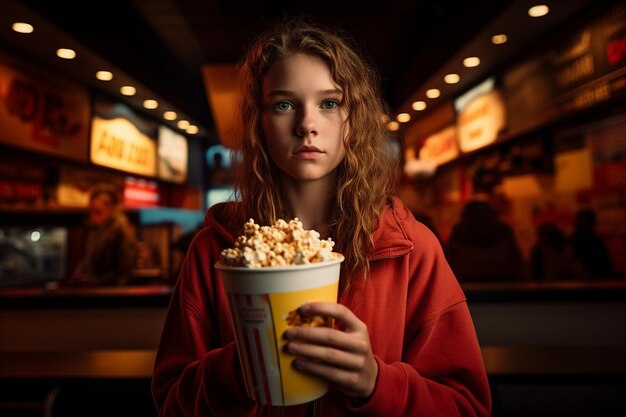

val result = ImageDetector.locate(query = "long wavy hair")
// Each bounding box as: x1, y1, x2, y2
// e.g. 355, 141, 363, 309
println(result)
230, 20, 398, 288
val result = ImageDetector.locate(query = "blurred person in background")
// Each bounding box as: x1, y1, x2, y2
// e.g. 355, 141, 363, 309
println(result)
446, 200, 526, 282
529, 222, 572, 280
570, 209, 614, 279
70, 183, 138, 286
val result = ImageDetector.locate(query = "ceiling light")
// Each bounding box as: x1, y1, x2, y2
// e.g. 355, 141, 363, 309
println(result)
120, 86, 136, 96
528, 5, 549, 17
444, 73, 460, 84
492, 34, 508, 45
143, 100, 158, 109
12, 22, 33, 34
186, 125, 199, 135
56, 48, 76, 60
426, 88, 441, 99
387, 121, 400, 132
463, 57, 480, 68
95, 71, 113, 81
396, 113, 411, 123
412, 101, 427, 111
177, 120, 190, 130
163, 111, 177, 121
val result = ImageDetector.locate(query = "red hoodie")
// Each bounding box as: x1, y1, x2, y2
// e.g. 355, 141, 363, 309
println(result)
152, 197, 491, 416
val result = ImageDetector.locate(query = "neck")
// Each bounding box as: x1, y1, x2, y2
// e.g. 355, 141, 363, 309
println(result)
280, 173, 336, 238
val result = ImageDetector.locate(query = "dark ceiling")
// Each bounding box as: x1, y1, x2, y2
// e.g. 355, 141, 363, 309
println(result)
11, 0, 512, 136
4, 0, 601, 142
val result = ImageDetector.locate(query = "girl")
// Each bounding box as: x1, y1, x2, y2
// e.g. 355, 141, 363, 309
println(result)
152, 20, 491, 417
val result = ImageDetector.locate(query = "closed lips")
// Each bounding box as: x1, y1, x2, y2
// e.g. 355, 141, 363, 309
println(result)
293, 146, 324, 159
294, 145, 322, 154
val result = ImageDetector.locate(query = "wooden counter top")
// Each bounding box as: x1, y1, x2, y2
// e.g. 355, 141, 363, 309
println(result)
1, 346, 625, 379
481, 346, 626, 376
1, 279, 625, 309
0, 285, 173, 308
463, 279, 626, 302
0, 350, 157, 379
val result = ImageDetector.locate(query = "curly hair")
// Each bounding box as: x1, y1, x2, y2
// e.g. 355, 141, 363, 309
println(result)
230, 19, 398, 288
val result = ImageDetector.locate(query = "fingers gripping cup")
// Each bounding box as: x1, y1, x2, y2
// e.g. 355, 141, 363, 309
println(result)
216, 218, 343, 406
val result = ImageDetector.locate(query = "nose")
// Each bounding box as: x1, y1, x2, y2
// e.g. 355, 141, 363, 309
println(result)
295, 106, 318, 138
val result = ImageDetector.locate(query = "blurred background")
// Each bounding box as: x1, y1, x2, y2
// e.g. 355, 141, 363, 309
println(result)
0, 0, 625, 416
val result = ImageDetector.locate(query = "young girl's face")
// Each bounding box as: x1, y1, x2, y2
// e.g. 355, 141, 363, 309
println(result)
261, 53, 347, 183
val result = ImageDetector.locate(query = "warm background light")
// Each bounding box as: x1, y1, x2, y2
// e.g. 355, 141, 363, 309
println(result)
12, 22, 33, 34
444, 73, 460, 84
120, 86, 136, 96
492, 34, 508, 44
186, 125, 199, 134
528, 5, 549, 17
463, 56, 481, 67
177, 120, 190, 129
397, 113, 411, 123
143, 99, 158, 109
56, 48, 76, 59
163, 111, 177, 120
412, 101, 427, 111
426, 88, 441, 99
387, 121, 400, 131
96, 71, 113, 81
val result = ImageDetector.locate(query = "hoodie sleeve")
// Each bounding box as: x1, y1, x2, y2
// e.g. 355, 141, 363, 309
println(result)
151, 228, 260, 416
349, 209, 492, 417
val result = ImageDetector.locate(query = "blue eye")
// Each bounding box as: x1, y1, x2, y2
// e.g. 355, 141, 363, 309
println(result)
273, 101, 294, 111
321, 100, 339, 110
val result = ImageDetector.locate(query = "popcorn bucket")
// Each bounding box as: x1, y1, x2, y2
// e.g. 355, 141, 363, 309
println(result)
216, 255, 343, 406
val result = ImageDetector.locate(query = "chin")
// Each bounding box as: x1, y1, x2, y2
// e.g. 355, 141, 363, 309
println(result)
289, 169, 337, 182
278, 161, 341, 183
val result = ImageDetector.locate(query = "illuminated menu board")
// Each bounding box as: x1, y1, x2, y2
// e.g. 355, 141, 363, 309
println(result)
503, 3, 626, 135
418, 126, 459, 167
158, 125, 188, 183
455, 78, 507, 153
0, 56, 90, 162
90, 101, 158, 177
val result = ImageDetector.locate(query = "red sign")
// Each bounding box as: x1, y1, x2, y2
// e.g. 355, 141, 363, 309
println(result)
123, 177, 160, 208
607, 33, 626, 66
594, 161, 626, 193
0, 57, 90, 161
419, 126, 459, 167
0, 180, 43, 202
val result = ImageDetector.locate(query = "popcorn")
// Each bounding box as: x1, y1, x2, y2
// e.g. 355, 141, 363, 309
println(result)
220, 218, 336, 267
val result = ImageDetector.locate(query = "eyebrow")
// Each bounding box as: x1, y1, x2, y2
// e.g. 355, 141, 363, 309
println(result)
266, 88, 343, 97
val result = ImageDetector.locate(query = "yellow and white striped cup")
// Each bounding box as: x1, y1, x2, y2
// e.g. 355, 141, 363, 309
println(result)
216, 255, 343, 406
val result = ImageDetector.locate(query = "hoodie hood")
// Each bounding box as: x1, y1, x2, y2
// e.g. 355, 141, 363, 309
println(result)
203, 202, 242, 245
369, 197, 414, 260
